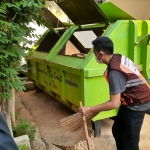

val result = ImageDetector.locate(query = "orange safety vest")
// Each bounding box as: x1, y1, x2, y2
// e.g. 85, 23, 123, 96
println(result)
104, 54, 150, 106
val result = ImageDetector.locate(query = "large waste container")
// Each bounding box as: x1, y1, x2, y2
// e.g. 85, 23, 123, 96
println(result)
27, 0, 150, 136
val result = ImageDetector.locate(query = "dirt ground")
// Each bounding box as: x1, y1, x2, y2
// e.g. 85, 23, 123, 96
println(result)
16, 82, 150, 150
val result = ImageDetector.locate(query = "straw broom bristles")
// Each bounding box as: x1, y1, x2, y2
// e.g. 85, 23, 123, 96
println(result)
60, 112, 98, 133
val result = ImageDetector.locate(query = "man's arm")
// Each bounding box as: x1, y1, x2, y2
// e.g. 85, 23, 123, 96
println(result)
78, 93, 121, 115
78, 70, 126, 115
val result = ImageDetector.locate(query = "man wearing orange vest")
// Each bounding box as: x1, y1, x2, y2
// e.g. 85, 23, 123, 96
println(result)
78, 36, 150, 150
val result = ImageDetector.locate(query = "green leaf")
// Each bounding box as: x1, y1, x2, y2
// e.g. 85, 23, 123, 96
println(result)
0, 72, 7, 77
23, 1, 28, 8
5, 3, 20, 10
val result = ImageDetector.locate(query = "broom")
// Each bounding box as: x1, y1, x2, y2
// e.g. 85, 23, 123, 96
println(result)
54, 101, 96, 150
79, 101, 91, 150
60, 103, 98, 133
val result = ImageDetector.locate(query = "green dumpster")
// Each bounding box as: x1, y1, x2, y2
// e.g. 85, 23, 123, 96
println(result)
27, 0, 150, 136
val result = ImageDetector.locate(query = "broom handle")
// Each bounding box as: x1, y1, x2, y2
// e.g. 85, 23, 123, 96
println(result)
79, 101, 91, 150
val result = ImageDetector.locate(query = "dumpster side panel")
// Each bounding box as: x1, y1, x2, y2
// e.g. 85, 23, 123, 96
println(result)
48, 67, 61, 95
37, 63, 48, 88
141, 21, 150, 82
84, 76, 109, 105
46, 61, 82, 111
127, 20, 150, 82
103, 20, 130, 55
65, 72, 81, 106
83, 76, 118, 120
27, 60, 37, 81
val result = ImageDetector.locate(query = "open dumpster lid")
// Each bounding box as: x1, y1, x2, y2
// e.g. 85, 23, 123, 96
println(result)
55, 0, 109, 25
42, 8, 65, 28
99, 2, 135, 22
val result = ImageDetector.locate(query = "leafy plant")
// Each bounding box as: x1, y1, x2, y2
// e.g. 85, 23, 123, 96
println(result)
0, 0, 53, 133
13, 118, 36, 141
0, 0, 52, 100
18, 144, 28, 150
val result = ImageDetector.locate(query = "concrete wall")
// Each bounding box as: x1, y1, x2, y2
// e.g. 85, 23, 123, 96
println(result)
103, 0, 150, 19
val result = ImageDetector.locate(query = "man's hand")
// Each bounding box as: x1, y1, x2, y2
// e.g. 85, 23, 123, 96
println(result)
78, 106, 90, 115
78, 93, 120, 115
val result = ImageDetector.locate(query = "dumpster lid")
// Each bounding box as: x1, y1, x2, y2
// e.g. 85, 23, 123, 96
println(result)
55, 0, 109, 25
99, 2, 135, 22
42, 8, 65, 28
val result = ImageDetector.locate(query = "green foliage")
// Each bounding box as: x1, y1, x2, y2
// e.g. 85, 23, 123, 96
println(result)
0, 0, 52, 99
15, 112, 20, 120
0, 7, 7, 18
18, 144, 28, 150
13, 118, 36, 141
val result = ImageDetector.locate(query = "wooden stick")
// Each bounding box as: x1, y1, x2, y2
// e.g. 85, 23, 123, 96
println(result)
79, 101, 91, 150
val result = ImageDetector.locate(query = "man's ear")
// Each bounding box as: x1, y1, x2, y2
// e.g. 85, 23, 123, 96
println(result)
99, 51, 103, 55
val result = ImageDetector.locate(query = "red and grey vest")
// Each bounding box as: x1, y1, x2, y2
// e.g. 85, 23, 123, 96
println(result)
104, 54, 150, 106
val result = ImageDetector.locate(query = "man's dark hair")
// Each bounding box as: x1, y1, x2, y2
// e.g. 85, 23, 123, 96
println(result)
92, 36, 114, 54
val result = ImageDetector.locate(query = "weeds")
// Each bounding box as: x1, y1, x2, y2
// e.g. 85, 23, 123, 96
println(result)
18, 144, 28, 150
13, 118, 36, 141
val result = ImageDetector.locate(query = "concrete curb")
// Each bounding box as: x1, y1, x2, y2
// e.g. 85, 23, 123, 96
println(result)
15, 89, 48, 150
14, 135, 31, 150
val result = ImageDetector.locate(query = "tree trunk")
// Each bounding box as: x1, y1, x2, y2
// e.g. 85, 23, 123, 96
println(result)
11, 89, 16, 126
1, 87, 13, 136
6, 98, 14, 137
